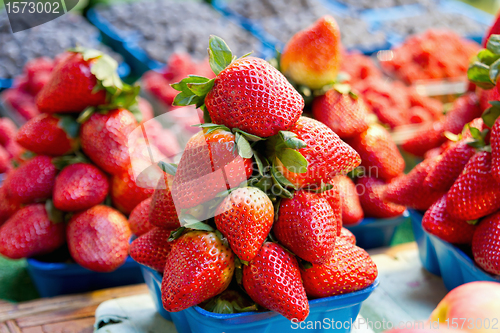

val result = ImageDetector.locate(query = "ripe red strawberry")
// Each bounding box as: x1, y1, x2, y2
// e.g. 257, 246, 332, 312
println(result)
0, 146, 10, 173
5, 155, 57, 204
357, 177, 405, 218
401, 121, 446, 157
36, 51, 108, 114
0, 118, 17, 146
0, 185, 21, 225
111, 166, 155, 215
150, 173, 180, 229
492, 118, 500, 182
130, 227, 174, 272
339, 227, 356, 245
446, 151, 500, 221
81, 109, 138, 175
332, 175, 364, 225
53, 163, 109, 212
243, 242, 309, 321
162, 231, 235, 312
276, 117, 361, 188
407, 88, 443, 120
171, 128, 253, 210
300, 238, 378, 298
67, 205, 131, 272
204, 57, 303, 137
274, 190, 337, 264
129, 197, 155, 237
16, 114, 77, 156
477, 87, 500, 111
320, 183, 342, 237
442, 93, 482, 135
280, 16, 342, 89
0, 204, 65, 259
472, 210, 500, 275
347, 124, 405, 181
483, 13, 500, 47
423, 141, 476, 192
312, 88, 370, 139
215, 187, 273, 262
383, 157, 446, 211
423, 194, 477, 244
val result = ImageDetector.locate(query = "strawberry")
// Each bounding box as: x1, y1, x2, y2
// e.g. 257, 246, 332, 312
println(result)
0, 118, 17, 146
111, 166, 155, 215
312, 88, 370, 139
472, 210, 500, 275
129, 197, 155, 237
0, 204, 65, 259
35, 49, 127, 114
67, 205, 131, 272
422, 194, 477, 244
341, 52, 382, 84
383, 157, 446, 211
492, 118, 500, 182
347, 124, 405, 182
16, 114, 78, 156
446, 151, 500, 221
162, 231, 235, 312
204, 56, 303, 137
81, 109, 138, 175
0, 146, 10, 173
4, 155, 57, 204
173, 37, 304, 138
477, 87, 500, 112
215, 187, 273, 262
407, 88, 443, 120
357, 177, 405, 218
280, 16, 342, 89
332, 175, 364, 225
339, 227, 356, 245
242, 242, 309, 321
0, 186, 21, 226
442, 93, 482, 135
423, 141, 476, 192
275, 117, 360, 188
274, 190, 337, 264
150, 173, 180, 229
130, 227, 174, 272
53, 163, 109, 212
320, 183, 342, 237
483, 13, 500, 47
402, 121, 446, 157
171, 127, 253, 210
300, 238, 378, 298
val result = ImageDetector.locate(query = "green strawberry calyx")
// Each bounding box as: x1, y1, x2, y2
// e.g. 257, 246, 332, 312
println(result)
201, 291, 258, 314
467, 34, 500, 89
482, 101, 500, 128
52, 151, 90, 170
69, 47, 142, 123
45, 199, 64, 224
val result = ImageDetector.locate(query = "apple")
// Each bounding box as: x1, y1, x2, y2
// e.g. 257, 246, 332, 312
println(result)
429, 282, 500, 332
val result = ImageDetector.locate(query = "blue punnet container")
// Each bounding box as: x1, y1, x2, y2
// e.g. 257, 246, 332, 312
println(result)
409, 209, 500, 291
26, 256, 144, 298
345, 210, 410, 249
141, 265, 379, 333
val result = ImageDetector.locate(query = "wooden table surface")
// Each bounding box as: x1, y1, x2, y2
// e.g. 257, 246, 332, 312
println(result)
0, 284, 148, 333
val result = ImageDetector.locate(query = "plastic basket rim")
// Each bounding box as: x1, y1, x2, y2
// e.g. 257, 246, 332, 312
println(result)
345, 209, 409, 229
144, 264, 379, 320
26, 256, 136, 271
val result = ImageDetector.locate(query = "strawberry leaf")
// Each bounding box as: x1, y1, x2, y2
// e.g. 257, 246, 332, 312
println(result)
45, 199, 64, 224
158, 161, 177, 176
444, 131, 461, 142
487, 35, 500, 54
168, 227, 186, 242
333, 83, 351, 95
477, 49, 499, 66
57, 116, 80, 139
270, 171, 293, 199
467, 61, 495, 89
232, 128, 264, 142
277, 131, 307, 150
490, 58, 500, 84
483, 102, 500, 128
201, 105, 212, 123
77, 107, 95, 124
91, 55, 123, 92
235, 132, 253, 159
208, 35, 233, 75
276, 149, 308, 174
173, 91, 200, 106
252, 175, 273, 192
187, 79, 215, 97
181, 215, 214, 231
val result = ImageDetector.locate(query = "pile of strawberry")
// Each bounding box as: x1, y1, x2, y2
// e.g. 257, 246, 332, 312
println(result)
274, 16, 408, 224
383, 34, 500, 276
380, 29, 480, 84
0, 48, 164, 273
0, 118, 21, 174
130, 34, 378, 321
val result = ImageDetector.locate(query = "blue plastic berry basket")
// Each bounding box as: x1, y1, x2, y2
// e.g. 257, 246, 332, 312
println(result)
140, 264, 379, 333
26, 256, 144, 298
345, 210, 410, 249
409, 209, 500, 291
